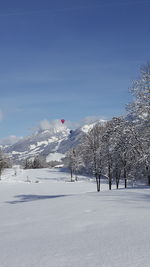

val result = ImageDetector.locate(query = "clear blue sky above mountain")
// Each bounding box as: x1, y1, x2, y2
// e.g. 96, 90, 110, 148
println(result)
0, 0, 150, 140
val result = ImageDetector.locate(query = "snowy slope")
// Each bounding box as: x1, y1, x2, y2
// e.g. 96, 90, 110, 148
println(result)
3, 121, 98, 163
0, 168, 150, 267
4, 124, 70, 162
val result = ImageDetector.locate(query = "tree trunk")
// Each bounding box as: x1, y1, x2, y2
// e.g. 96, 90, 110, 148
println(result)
96, 176, 99, 192
146, 166, 150, 186
116, 173, 119, 189
96, 174, 100, 192
116, 181, 119, 189
98, 174, 101, 192
124, 168, 127, 188
70, 168, 73, 182
108, 162, 112, 190
109, 179, 112, 190
115, 166, 121, 189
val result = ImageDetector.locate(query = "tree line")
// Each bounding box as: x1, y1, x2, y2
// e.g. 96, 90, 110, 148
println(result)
64, 63, 150, 191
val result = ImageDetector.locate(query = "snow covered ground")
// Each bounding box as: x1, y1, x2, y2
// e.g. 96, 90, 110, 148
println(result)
0, 168, 150, 267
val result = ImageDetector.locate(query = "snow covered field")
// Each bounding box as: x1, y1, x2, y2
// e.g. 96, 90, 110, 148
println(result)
0, 168, 150, 267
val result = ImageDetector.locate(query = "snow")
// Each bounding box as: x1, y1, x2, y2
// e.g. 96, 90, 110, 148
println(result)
81, 120, 106, 133
37, 137, 58, 147
12, 151, 27, 155
30, 144, 36, 150
81, 123, 95, 133
29, 137, 59, 151
0, 168, 150, 267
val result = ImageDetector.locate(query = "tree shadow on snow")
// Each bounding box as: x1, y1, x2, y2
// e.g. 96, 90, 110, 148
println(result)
6, 194, 69, 204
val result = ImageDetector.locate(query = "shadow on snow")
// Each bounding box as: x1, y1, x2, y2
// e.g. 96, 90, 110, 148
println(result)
6, 194, 69, 204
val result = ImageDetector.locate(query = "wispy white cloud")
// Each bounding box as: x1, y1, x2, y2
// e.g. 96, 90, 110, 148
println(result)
38, 119, 67, 132
39, 119, 51, 131
37, 116, 107, 132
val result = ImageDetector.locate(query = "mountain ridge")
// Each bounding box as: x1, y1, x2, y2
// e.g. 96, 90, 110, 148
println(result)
3, 120, 104, 163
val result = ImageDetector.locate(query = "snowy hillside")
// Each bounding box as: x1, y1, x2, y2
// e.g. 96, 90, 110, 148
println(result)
0, 168, 150, 267
3, 121, 99, 163
4, 123, 70, 162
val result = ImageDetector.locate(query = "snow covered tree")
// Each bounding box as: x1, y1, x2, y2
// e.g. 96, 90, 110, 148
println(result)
111, 117, 135, 188
24, 158, 33, 169
127, 122, 150, 184
81, 123, 106, 191
102, 119, 118, 190
32, 156, 46, 169
24, 156, 46, 169
71, 146, 84, 181
101, 116, 135, 189
128, 63, 150, 124
64, 147, 83, 181
127, 63, 150, 184
112, 153, 122, 189
65, 149, 76, 181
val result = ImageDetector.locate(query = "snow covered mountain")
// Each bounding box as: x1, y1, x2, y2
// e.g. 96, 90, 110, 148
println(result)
4, 124, 68, 162
3, 120, 105, 164
3, 123, 90, 163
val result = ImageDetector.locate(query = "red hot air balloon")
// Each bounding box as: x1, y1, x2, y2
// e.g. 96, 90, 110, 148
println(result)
61, 119, 65, 124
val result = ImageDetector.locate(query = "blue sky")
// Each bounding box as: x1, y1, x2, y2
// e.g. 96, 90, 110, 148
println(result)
0, 0, 150, 141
